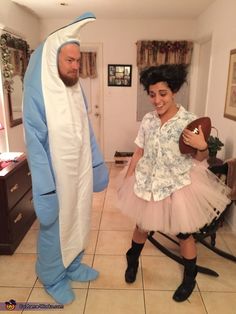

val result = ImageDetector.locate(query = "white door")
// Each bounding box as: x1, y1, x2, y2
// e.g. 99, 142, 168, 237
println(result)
80, 76, 101, 145
80, 43, 103, 149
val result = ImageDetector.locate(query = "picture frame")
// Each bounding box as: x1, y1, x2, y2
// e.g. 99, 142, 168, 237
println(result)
108, 64, 132, 87
224, 49, 236, 121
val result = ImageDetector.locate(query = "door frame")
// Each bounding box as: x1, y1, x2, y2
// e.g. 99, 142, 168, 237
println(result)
80, 42, 105, 152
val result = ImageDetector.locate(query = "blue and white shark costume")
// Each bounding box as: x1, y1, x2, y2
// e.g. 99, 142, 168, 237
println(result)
23, 13, 109, 304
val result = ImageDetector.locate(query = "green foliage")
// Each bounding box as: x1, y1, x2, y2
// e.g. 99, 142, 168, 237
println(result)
207, 135, 224, 156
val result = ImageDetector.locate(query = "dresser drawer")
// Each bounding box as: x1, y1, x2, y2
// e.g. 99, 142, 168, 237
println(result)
6, 162, 31, 210
0, 157, 36, 255
9, 189, 35, 245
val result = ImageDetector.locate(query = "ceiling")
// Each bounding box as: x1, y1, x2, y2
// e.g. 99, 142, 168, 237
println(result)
12, 0, 215, 20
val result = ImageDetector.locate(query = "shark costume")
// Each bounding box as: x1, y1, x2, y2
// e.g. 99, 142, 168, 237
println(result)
23, 13, 109, 304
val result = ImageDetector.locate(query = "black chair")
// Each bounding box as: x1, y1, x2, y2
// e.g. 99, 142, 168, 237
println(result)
147, 162, 235, 278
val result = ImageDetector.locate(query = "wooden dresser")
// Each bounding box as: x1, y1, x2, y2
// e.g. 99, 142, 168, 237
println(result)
0, 155, 36, 254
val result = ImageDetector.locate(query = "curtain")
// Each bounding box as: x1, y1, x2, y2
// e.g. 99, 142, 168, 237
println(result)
136, 40, 193, 121
79, 51, 97, 78
137, 40, 193, 69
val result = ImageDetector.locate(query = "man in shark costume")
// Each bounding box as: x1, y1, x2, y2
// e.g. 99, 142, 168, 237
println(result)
23, 13, 108, 304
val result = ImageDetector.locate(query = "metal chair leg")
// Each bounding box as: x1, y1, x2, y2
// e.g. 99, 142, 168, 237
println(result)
193, 235, 236, 262
147, 232, 219, 277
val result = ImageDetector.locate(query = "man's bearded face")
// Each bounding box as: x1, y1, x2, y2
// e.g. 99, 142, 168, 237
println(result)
58, 43, 81, 87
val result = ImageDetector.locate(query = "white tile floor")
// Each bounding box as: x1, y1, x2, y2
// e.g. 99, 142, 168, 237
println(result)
0, 163, 236, 314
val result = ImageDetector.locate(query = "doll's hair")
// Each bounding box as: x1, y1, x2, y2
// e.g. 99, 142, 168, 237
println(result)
140, 64, 188, 93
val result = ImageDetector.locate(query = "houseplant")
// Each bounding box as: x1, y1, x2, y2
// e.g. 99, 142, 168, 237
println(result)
207, 127, 224, 165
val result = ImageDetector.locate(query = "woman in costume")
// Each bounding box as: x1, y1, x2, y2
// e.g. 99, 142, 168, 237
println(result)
117, 64, 231, 302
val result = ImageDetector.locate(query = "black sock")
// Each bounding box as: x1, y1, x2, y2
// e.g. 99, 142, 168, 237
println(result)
127, 240, 145, 257
183, 257, 197, 277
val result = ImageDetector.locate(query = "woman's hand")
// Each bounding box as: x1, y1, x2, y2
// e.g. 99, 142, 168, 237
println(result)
182, 125, 208, 161
182, 125, 208, 151
125, 146, 144, 178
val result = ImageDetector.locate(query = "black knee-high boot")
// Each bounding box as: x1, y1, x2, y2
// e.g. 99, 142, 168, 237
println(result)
173, 257, 197, 302
125, 241, 145, 283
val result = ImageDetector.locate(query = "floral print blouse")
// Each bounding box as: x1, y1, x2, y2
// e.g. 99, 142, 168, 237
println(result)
134, 105, 197, 201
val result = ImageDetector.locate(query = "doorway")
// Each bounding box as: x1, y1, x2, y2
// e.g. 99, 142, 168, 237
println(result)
80, 43, 104, 150
194, 38, 212, 116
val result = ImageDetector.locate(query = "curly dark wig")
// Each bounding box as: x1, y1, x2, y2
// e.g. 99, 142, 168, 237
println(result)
140, 64, 188, 93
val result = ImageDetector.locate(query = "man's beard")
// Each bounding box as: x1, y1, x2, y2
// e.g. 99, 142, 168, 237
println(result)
59, 72, 79, 87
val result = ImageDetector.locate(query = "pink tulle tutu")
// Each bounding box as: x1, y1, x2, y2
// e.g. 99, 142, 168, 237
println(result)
117, 161, 231, 235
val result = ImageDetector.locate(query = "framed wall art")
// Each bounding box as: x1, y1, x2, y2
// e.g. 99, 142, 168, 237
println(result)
224, 49, 236, 121
108, 64, 132, 87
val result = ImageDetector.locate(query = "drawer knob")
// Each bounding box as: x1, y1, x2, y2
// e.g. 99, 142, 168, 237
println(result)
14, 213, 23, 223
10, 183, 19, 193
27, 171, 31, 176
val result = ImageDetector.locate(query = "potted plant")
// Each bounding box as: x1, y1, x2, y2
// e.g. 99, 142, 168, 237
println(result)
207, 127, 224, 165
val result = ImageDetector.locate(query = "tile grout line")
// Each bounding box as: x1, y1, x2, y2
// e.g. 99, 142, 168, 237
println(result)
84, 167, 111, 313
140, 256, 147, 314
198, 285, 209, 314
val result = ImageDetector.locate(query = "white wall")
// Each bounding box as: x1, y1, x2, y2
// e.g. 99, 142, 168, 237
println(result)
0, 2, 235, 229
40, 18, 197, 161
191, 38, 212, 117
195, 0, 236, 230
196, 0, 236, 160
2, 2, 235, 160
0, 0, 40, 153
